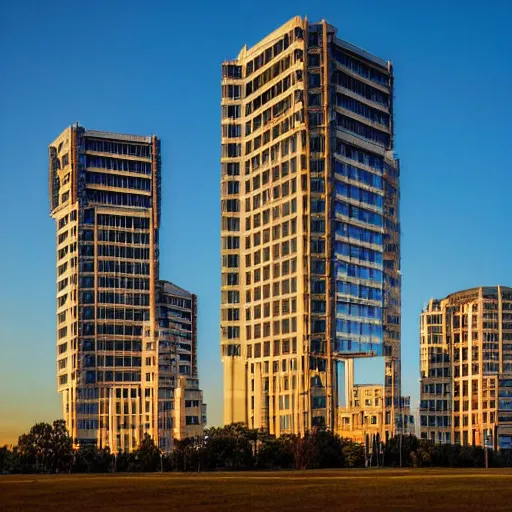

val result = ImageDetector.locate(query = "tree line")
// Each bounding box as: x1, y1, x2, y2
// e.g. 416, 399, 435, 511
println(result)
1, 420, 512, 474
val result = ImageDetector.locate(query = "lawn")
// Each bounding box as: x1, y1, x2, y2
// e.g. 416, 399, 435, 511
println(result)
1, 468, 511, 511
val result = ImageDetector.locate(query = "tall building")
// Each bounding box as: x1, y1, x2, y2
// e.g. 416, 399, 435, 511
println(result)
420, 286, 512, 450
220, 17, 401, 438
49, 125, 206, 452
154, 281, 207, 451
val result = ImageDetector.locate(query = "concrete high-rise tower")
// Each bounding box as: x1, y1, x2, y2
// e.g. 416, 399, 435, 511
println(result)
220, 17, 401, 438
49, 125, 205, 451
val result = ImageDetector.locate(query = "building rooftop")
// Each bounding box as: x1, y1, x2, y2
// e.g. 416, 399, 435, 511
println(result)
159, 280, 193, 299
423, 286, 512, 311
228, 16, 390, 69
84, 129, 152, 144
335, 38, 389, 69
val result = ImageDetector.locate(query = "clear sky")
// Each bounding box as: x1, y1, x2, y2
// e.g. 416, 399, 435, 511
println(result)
1, 0, 512, 446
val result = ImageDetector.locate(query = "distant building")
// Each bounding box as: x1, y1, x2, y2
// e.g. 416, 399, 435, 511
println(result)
48, 125, 206, 452
419, 286, 512, 449
399, 396, 415, 436
338, 382, 385, 443
338, 359, 414, 443
152, 281, 206, 452
220, 16, 401, 438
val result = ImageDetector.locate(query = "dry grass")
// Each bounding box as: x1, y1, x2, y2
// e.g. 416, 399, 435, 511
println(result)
1, 468, 512, 511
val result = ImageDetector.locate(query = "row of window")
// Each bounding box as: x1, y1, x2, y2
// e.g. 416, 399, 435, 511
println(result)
335, 338, 383, 355
245, 93, 293, 126
335, 182, 383, 209
86, 190, 151, 209
58, 230, 69, 245
334, 70, 389, 106
245, 278, 298, 302
335, 222, 383, 245
335, 141, 384, 171
58, 210, 77, 230
247, 342, 298, 359
95, 276, 150, 290
82, 339, 142, 352
86, 155, 152, 175
96, 245, 150, 259
158, 294, 193, 310
245, 240, 298, 268
57, 277, 71, 292
335, 241, 383, 266
97, 260, 150, 275
82, 323, 143, 337
336, 319, 383, 337
336, 113, 390, 147
336, 93, 390, 126
95, 229, 150, 245
238, 175, 299, 219
245, 110, 299, 153
335, 260, 383, 283
222, 199, 298, 233
248, 258, 298, 285
333, 46, 390, 86
336, 280, 383, 302
336, 301, 382, 320
77, 419, 99, 430
83, 355, 142, 368
158, 306, 192, 323
244, 133, 298, 177
95, 291, 150, 306
223, 294, 299, 321
58, 242, 77, 261
85, 139, 152, 159
245, 27, 303, 77
246, 297, 297, 320
246, 56, 293, 97
422, 383, 451, 395
227, 317, 300, 342
84, 371, 142, 384
95, 214, 150, 229
247, 103, 300, 142
86, 171, 151, 192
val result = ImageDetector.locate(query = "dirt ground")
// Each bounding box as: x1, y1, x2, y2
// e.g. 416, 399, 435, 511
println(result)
1, 468, 512, 511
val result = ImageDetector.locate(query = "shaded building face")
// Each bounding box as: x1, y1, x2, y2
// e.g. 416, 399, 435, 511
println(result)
220, 17, 400, 437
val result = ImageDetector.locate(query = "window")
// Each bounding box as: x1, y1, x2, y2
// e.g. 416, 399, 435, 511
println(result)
308, 73, 321, 88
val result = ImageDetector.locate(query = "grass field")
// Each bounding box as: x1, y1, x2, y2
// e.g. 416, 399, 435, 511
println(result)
1, 468, 512, 511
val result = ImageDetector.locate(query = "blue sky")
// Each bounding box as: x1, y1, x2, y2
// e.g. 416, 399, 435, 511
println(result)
1, 0, 511, 445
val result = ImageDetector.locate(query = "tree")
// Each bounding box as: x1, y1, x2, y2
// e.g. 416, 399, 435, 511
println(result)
72, 445, 112, 473
0, 445, 13, 473
202, 423, 257, 471
17, 420, 73, 473
135, 434, 161, 472
256, 432, 295, 469
383, 434, 420, 467
293, 432, 315, 470
341, 439, 365, 468
309, 428, 345, 468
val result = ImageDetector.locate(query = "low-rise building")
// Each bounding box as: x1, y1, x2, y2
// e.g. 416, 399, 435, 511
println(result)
337, 359, 414, 443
